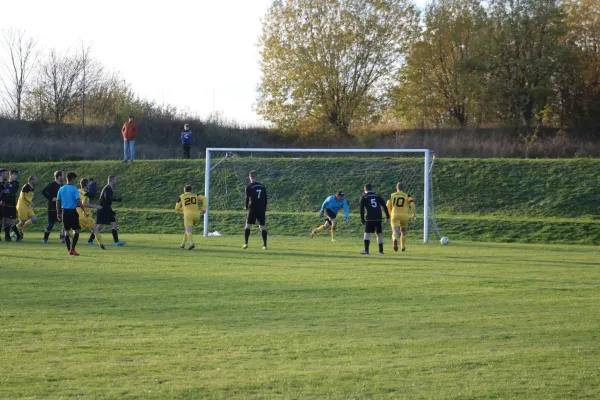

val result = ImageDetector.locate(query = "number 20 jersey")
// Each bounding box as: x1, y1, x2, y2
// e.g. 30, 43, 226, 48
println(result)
176, 192, 206, 214
388, 191, 414, 218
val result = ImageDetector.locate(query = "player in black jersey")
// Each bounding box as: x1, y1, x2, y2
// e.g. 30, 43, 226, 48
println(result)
359, 184, 390, 255
243, 170, 268, 250
2, 170, 21, 242
93, 175, 126, 246
41, 170, 64, 244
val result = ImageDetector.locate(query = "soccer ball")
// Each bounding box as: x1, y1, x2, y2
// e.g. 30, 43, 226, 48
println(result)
440, 236, 450, 245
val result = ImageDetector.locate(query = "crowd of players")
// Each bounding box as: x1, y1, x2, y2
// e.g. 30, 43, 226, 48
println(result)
1, 167, 417, 256
0, 169, 125, 255
235, 170, 417, 255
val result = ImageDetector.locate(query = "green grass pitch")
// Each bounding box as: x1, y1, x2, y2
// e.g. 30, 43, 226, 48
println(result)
1, 235, 599, 399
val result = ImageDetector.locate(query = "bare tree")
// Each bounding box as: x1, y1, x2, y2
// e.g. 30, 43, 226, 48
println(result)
38, 49, 85, 124
79, 44, 104, 132
0, 29, 37, 120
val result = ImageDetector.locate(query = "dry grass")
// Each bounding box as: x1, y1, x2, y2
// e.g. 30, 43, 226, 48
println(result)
0, 118, 598, 161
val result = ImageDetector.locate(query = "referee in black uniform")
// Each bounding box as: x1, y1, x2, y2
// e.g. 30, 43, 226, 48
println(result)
359, 183, 390, 255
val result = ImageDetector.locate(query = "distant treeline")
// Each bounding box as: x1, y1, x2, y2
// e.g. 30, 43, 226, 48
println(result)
256, 0, 600, 135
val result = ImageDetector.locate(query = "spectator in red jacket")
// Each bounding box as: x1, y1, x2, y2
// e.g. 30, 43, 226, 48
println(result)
122, 116, 138, 163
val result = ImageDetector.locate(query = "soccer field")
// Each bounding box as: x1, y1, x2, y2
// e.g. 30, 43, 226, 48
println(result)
1, 235, 599, 399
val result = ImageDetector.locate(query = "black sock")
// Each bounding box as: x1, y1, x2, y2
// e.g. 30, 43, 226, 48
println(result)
262, 230, 268, 246
112, 229, 119, 243
72, 232, 79, 249
65, 235, 71, 251
12, 225, 20, 235
244, 228, 250, 244
364, 240, 370, 252
44, 231, 50, 241
4, 226, 10, 238
379, 243, 384, 253
88, 233, 95, 243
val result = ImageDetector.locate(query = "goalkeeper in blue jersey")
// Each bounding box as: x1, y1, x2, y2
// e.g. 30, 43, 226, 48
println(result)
310, 191, 349, 241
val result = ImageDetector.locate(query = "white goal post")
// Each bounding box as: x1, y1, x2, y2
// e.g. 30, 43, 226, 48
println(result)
204, 148, 434, 243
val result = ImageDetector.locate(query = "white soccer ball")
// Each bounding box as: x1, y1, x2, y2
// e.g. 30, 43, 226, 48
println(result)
440, 236, 450, 245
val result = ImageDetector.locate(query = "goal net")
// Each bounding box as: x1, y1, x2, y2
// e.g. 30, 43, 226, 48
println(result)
203, 148, 441, 243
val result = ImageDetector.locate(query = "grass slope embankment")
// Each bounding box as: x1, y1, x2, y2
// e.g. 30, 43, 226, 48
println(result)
6, 158, 600, 244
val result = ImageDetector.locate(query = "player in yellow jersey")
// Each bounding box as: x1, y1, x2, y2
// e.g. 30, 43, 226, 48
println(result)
386, 183, 417, 252
175, 184, 206, 250
77, 178, 107, 250
16, 176, 38, 240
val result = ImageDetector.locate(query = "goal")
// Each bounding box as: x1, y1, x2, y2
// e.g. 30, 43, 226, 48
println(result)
203, 148, 440, 243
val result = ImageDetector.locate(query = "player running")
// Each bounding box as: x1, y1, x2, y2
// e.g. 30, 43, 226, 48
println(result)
359, 184, 390, 255
41, 171, 65, 244
310, 191, 349, 241
386, 183, 417, 252
175, 184, 206, 250
243, 170, 268, 250
77, 178, 107, 250
15, 176, 38, 240
93, 175, 126, 246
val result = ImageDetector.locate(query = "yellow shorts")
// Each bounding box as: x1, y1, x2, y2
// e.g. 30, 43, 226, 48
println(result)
391, 215, 408, 229
17, 206, 35, 221
184, 212, 201, 227
78, 213, 95, 230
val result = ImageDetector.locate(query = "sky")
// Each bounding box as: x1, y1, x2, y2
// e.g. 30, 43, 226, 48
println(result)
1, 0, 427, 126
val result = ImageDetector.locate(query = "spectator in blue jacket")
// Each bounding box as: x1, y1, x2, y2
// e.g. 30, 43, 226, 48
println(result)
181, 124, 192, 159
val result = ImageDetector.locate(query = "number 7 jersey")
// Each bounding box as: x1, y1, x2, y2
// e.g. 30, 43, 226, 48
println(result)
176, 192, 206, 213
245, 182, 267, 211
387, 191, 415, 218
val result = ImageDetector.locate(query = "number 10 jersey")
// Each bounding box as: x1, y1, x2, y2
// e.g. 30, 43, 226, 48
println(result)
387, 191, 414, 218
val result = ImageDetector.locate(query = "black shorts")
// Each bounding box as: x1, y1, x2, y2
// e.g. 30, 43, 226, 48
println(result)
364, 221, 383, 234
2, 205, 16, 219
62, 209, 80, 231
47, 209, 59, 225
96, 209, 116, 225
324, 208, 337, 223
246, 209, 266, 226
